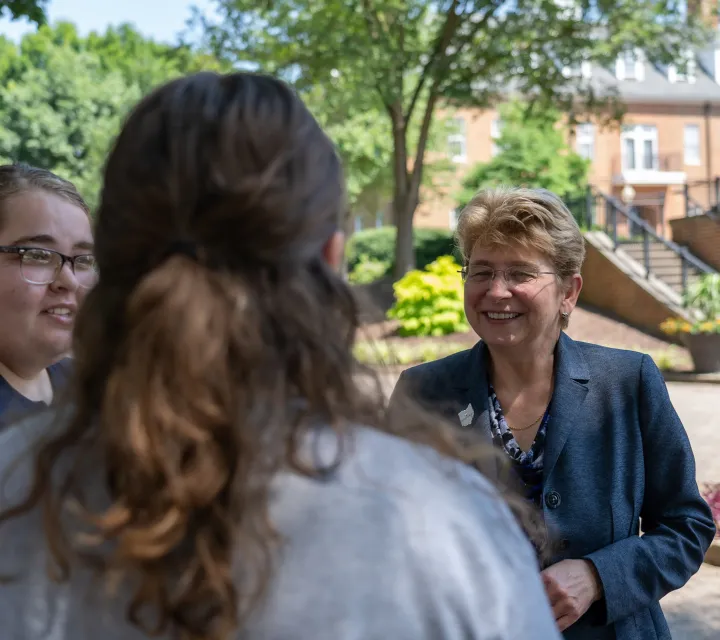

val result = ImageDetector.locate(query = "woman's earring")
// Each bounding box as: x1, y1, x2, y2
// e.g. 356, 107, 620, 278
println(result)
561, 311, 569, 321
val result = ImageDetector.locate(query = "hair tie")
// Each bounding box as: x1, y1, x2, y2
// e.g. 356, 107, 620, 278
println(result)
163, 239, 200, 262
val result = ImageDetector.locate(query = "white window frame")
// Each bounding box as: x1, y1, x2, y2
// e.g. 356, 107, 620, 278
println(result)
449, 208, 459, 230
490, 118, 501, 157
669, 50, 697, 84
448, 117, 467, 163
616, 48, 645, 81
562, 61, 593, 80
684, 124, 701, 166
575, 123, 595, 160
621, 125, 658, 171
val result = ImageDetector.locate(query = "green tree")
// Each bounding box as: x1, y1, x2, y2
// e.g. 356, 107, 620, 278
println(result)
0, 0, 47, 24
457, 101, 590, 209
301, 78, 393, 228
0, 22, 224, 209
196, 0, 710, 277
85, 23, 227, 95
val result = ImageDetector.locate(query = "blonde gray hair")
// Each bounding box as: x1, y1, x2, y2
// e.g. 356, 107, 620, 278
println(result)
456, 187, 585, 329
456, 186, 585, 279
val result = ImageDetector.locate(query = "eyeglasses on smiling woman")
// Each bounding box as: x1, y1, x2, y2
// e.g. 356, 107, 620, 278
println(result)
459, 265, 556, 288
0, 246, 97, 288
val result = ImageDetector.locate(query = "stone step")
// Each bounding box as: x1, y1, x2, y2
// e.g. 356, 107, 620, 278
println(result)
621, 244, 680, 258
616, 241, 702, 293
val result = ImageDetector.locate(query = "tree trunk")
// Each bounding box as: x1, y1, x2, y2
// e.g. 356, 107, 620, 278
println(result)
393, 194, 415, 278
389, 104, 416, 279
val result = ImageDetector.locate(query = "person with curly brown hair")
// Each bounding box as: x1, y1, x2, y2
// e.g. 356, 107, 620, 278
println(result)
0, 73, 561, 640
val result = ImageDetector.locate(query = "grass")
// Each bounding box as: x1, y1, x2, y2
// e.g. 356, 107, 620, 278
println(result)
354, 338, 691, 372
354, 339, 468, 367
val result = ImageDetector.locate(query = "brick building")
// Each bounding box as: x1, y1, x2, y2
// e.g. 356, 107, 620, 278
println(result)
411, 31, 720, 239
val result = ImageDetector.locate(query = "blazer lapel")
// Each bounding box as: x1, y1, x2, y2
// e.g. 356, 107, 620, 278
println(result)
452, 341, 492, 443
543, 333, 590, 481
450, 341, 506, 481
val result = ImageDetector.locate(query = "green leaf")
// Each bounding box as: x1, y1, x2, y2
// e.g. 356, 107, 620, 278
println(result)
456, 100, 590, 209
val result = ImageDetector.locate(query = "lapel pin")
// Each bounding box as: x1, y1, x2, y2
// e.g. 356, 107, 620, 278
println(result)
458, 403, 474, 427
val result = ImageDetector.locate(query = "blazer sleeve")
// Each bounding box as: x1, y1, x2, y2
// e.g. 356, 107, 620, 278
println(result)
387, 366, 432, 416
584, 355, 716, 625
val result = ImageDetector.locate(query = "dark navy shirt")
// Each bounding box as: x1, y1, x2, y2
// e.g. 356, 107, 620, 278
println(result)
0, 358, 72, 430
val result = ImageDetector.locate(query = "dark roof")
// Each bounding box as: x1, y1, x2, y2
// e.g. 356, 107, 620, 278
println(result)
589, 53, 720, 104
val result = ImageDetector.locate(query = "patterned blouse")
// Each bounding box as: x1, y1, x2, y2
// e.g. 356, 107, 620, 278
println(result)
488, 384, 550, 507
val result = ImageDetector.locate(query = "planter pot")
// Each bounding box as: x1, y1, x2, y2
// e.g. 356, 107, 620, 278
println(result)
682, 333, 720, 373
704, 540, 720, 567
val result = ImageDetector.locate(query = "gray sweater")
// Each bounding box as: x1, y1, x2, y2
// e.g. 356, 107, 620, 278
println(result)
0, 412, 561, 639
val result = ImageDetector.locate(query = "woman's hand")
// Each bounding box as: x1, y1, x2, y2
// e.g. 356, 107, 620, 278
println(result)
540, 559, 603, 631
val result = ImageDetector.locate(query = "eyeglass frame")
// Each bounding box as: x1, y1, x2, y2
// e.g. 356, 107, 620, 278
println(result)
459, 264, 557, 288
0, 245, 97, 287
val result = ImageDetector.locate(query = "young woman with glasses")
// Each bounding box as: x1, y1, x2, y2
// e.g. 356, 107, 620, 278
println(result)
0, 164, 95, 426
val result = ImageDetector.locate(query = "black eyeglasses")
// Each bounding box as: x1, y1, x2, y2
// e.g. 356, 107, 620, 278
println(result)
0, 246, 97, 288
460, 266, 556, 288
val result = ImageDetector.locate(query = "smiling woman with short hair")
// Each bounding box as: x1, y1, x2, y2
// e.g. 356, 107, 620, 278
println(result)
391, 186, 715, 639
0, 164, 94, 426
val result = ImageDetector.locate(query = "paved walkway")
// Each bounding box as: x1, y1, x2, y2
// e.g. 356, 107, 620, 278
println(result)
662, 383, 720, 640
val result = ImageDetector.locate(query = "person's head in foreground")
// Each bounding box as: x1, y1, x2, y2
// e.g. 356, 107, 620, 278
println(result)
0, 163, 93, 418
456, 187, 585, 357
391, 186, 715, 638
0, 73, 563, 640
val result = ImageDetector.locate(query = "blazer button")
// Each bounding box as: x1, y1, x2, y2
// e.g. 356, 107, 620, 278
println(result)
545, 490, 561, 509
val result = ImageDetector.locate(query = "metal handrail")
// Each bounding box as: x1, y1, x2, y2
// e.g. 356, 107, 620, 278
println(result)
591, 188, 715, 274
588, 187, 716, 294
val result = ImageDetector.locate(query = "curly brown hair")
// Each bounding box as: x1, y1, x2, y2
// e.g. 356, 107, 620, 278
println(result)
0, 72, 541, 639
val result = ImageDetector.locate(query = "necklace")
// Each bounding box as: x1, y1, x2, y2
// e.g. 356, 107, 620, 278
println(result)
507, 411, 546, 432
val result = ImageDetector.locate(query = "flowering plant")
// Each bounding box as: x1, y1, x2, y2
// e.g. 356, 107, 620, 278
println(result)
661, 274, 720, 336
660, 317, 720, 335
701, 483, 720, 538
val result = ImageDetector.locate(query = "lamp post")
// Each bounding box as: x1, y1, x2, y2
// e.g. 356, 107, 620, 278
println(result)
621, 183, 636, 207
621, 183, 636, 235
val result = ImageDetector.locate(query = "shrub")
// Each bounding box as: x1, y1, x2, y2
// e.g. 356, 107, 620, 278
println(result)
348, 254, 390, 285
388, 255, 469, 336
346, 226, 459, 275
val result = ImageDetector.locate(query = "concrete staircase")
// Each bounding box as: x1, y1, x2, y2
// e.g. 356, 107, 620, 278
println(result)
620, 242, 702, 295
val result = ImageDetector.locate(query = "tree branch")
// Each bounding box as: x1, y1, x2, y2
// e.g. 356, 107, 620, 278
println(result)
353, 0, 400, 108
404, 0, 461, 124
407, 76, 440, 209
360, 0, 397, 52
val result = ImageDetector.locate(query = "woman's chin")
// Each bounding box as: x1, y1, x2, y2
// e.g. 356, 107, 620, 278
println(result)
482, 334, 522, 348
475, 321, 526, 347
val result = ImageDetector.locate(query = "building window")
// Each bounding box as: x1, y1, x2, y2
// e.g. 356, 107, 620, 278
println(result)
490, 118, 502, 157
621, 125, 658, 171
575, 123, 595, 160
562, 61, 593, 80
684, 124, 701, 166
448, 117, 467, 163
669, 50, 697, 84
616, 48, 644, 81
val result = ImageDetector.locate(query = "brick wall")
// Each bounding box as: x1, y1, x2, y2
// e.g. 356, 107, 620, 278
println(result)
669, 214, 720, 270
411, 99, 720, 232
580, 239, 683, 343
